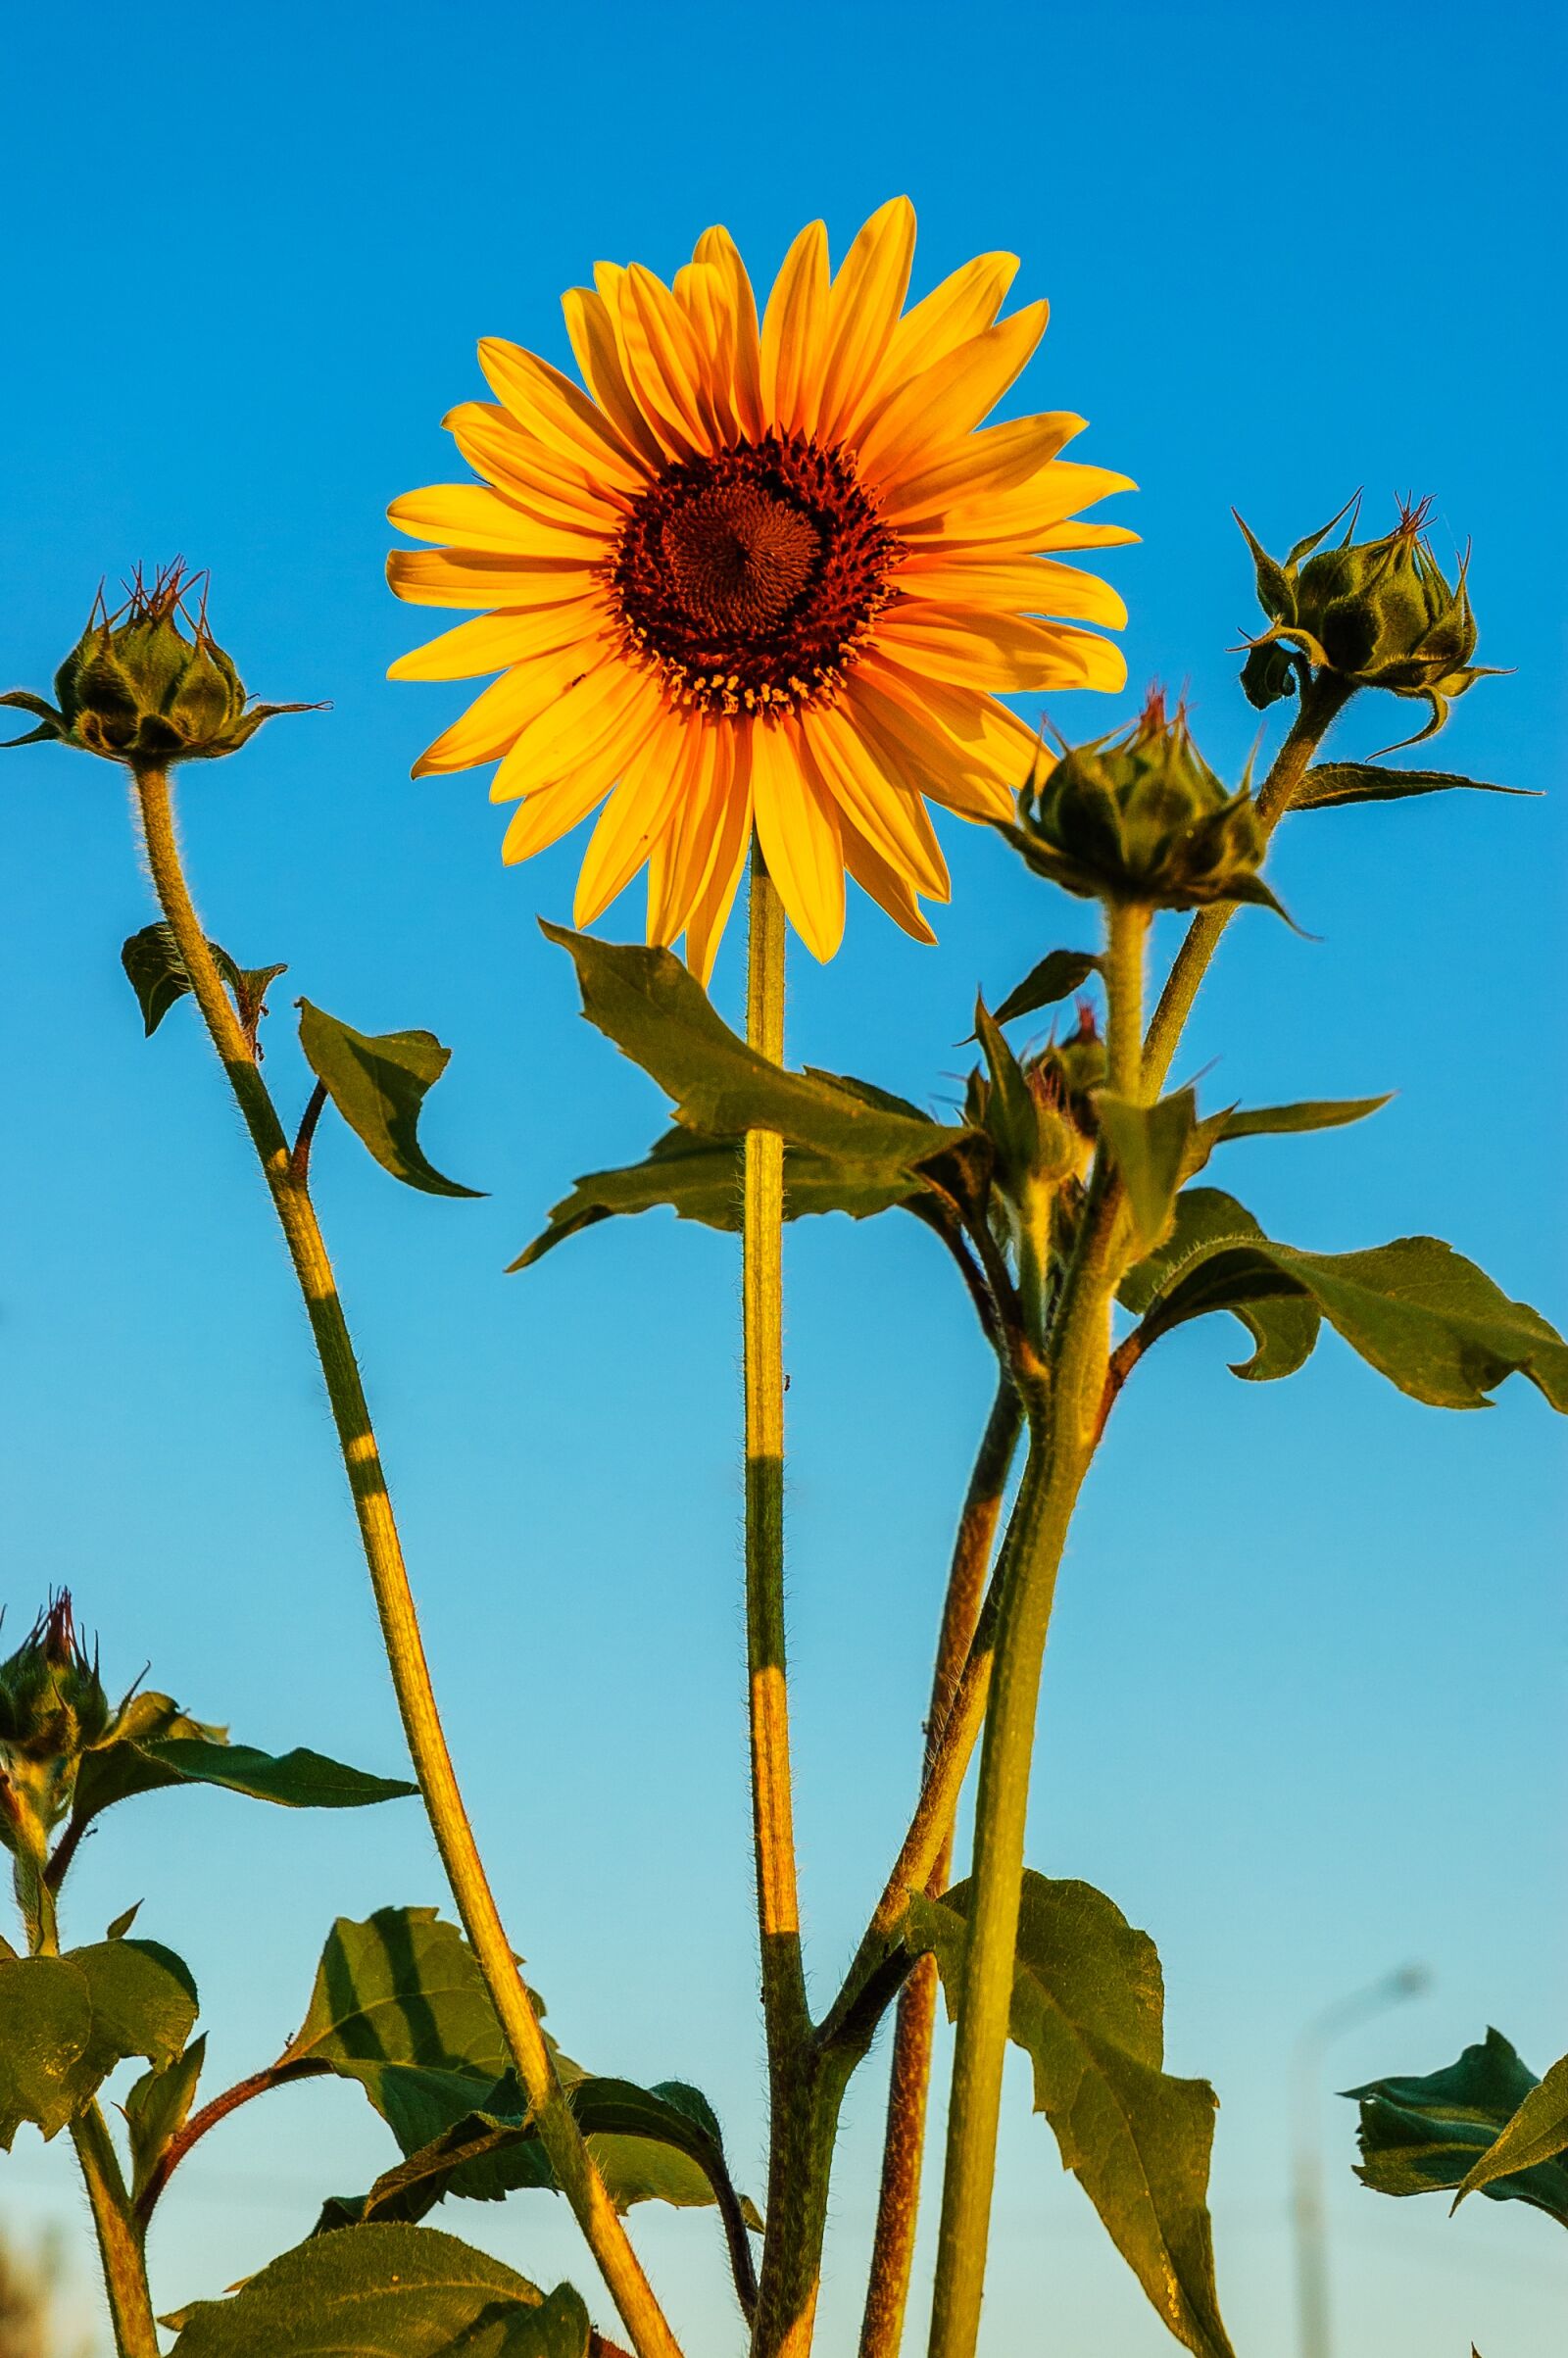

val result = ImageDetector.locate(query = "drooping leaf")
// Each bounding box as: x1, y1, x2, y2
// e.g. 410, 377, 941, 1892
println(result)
0, 1940, 198, 2146
1185, 1095, 1394, 1184
1098, 1088, 1199, 1249
907, 1874, 1234, 2358
1296, 763, 1536, 811
543, 924, 968, 1176
1118, 1189, 1568, 1408
64, 1695, 415, 1852
125, 2032, 207, 2205
1347, 2030, 1568, 2225
284, 1908, 513, 2084
297, 1001, 483, 1198
164, 2223, 589, 2358
121, 921, 286, 1042
1119, 1191, 1321, 1383
990, 949, 1102, 1030
1457, 2053, 1568, 2202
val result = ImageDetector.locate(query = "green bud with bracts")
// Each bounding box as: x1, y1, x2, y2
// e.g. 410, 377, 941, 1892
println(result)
0, 1595, 112, 1859
967, 1001, 1105, 1274
997, 690, 1288, 917
1, 562, 320, 767
1236, 495, 1503, 749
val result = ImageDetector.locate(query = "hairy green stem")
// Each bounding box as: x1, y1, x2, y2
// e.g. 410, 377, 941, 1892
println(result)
128, 766, 680, 2358
858, 1379, 1023, 2358
71, 2103, 158, 2358
742, 847, 818, 2358
1104, 902, 1151, 1102
1143, 675, 1353, 1094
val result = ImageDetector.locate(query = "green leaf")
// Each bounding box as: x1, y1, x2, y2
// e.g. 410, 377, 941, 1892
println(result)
125, 2032, 206, 2204
1456, 2051, 1568, 2205
122, 921, 286, 1041
543, 924, 967, 1175
1119, 1191, 1321, 1383
990, 949, 1102, 1030
1119, 1189, 1568, 1408
906, 1874, 1234, 2358
297, 1002, 483, 1199
65, 1695, 415, 1851
0, 1940, 198, 2146
973, 997, 1040, 1183
165, 2224, 589, 2357
1098, 1088, 1199, 1249
1347, 2030, 1568, 2225
1296, 763, 1537, 811
284, 1908, 513, 2083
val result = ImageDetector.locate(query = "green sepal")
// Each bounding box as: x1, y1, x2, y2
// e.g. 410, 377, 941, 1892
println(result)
163, 2223, 589, 2357
989, 948, 1102, 1030
973, 997, 1040, 1188
1346, 2030, 1568, 2225
1097, 1088, 1198, 1249
0, 1939, 198, 2146
122, 920, 286, 1044
1294, 762, 1537, 811
906, 1872, 1235, 2358
297, 1003, 483, 1198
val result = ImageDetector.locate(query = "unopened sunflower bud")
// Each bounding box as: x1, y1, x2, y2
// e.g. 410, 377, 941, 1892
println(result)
0, 1595, 112, 1857
999, 691, 1285, 915
1, 564, 319, 768
1236, 496, 1501, 747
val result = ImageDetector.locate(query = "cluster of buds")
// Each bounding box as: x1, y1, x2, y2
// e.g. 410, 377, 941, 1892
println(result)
1, 563, 318, 768
997, 691, 1285, 916
1237, 496, 1498, 747
0, 1595, 113, 1863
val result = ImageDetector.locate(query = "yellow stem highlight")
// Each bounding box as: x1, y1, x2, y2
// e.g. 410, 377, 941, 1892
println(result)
129, 766, 680, 2358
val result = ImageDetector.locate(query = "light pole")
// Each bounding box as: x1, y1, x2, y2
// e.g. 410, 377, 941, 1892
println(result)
1292, 1963, 1430, 2358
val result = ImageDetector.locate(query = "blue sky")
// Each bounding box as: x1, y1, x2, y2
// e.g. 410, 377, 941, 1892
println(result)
2, 2, 1563, 2351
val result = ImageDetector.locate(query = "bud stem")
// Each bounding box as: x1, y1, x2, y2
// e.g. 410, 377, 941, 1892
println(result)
1104, 901, 1152, 1102
71, 2102, 158, 2358
126, 766, 683, 2358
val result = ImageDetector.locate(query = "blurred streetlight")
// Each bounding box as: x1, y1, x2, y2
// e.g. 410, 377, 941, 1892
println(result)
1292, 1962, 1430, 2358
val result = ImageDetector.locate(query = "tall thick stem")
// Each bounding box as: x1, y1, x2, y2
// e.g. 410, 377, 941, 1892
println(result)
1143, 675, 1353, 1095
858, 1379, 1022, 2358
1104, 902, 1151, 1102
128, 767, 680, 2358
71, 2104, 158, 2358
742, 847, 817, 2357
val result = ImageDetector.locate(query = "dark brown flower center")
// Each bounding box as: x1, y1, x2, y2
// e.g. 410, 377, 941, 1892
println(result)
609, 433, 902, 715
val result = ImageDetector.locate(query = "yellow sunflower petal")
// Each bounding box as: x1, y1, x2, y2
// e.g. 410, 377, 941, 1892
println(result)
561, 290, 668, 470
692, 225, 766, 439
760, 220, 830, 436
388, 599, 607, 682
489, 655, 656, 804
930, 461, 1138, 548
648, 721, 731, 947
800, 704, 950, 898
814, 196, 916, 446
894, 552, 1128, 628
752, 715, 845, 961
842, 667, 1014, 821
855, 301, 1050, 482
672, 260, 741, 443
441, 406, 629, 530
387, 547, 600, 611
477, 338, 651, 490
573, 712, 703, 926
682, 731, 757, 986
1037, 519, 1142, 552
388, 484, 611, 560
620, 265, 717, 454
500, 690, 662, 866
411, 643, 606, 777
878, 605, 1127, 694
838, 811, 939, 944
865, 658, 1044, 792
879, 413, 1085, 519
866, 251, 1019, 413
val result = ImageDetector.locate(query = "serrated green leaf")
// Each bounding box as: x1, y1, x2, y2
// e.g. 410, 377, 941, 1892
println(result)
121, 921, 286, 1042
1347, 2030, 1568, 2225
1120, 1191, 1321, 1383
990, 949, 1102, 1030
0, 1940, 198, 2146
1098, 1088, 1198, 1248
165, 2223, 589, 2357
297, 1002, 483, 1199
1296, 763, 1537, 811
1119, 1188, 1568, 1408
125, 2032, 206, 2205
285, 1908, 513, 2082
1456, 2051, 1568, 2206
907, 1874, 1234, 2358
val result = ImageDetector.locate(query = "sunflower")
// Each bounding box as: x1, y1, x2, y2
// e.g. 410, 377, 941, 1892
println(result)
387, 197, 1134, 979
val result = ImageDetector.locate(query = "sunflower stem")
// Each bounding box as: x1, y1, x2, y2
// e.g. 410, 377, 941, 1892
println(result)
70, 2103, 158, 2358
1105, 901, 1151, 1102
127, 765, 683, 2358
858, 1378, 1023, 2358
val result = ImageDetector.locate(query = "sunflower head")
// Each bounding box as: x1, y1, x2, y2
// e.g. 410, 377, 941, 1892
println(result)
0, 1594, 111, 1857
1238, 497, 1500, 747
387, 199, 1135, 979
1, 565, 320, 768
999, 690, 1274, 912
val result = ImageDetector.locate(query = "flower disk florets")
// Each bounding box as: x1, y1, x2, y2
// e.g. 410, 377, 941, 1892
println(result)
997, 692, 1280, 914
1, 565, 319, 769
1237, 496, 1498, 747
